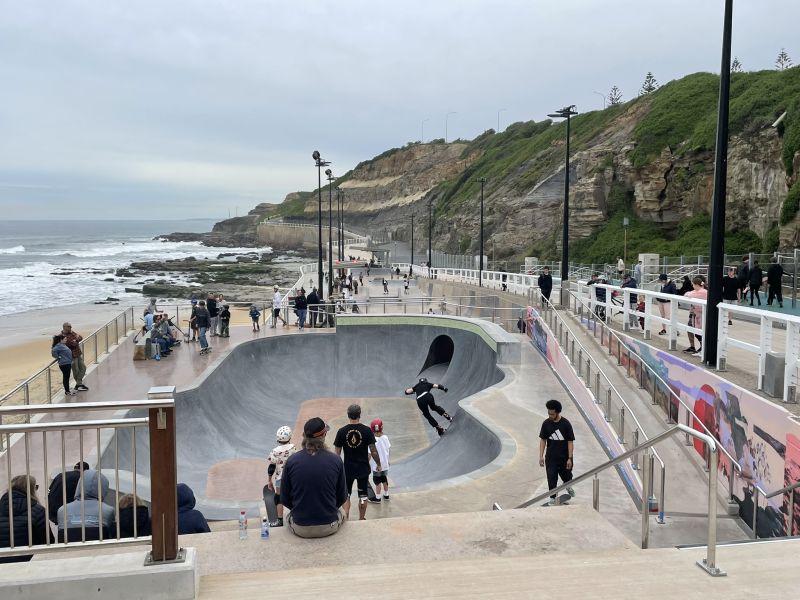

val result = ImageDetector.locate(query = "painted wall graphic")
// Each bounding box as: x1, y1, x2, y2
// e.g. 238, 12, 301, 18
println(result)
581, 317, 800, 538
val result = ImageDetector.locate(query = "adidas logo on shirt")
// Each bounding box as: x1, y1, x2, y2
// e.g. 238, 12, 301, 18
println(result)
549, 430, 566, 441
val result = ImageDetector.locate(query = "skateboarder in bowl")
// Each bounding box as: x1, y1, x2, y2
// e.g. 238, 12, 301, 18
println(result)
266, 425, 296, 527
538, 399, 575, 505
404, 378, 452, 436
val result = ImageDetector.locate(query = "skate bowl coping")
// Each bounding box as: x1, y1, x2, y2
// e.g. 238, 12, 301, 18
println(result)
101, 316, 519, 518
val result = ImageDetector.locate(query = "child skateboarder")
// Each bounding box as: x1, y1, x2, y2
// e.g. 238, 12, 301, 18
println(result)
404, 378, 451, 436
367, 419, 391, 504
265, 425, 297, 527
249, 304, 261, 332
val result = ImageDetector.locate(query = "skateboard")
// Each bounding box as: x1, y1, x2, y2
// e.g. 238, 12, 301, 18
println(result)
262, 485, 279, 523
541, 493, 572, 506
366, 481, 378, 502
199, 347, 212, 355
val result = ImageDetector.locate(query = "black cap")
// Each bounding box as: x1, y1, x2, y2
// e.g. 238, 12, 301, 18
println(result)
658, 273, 667, 281
303, 417, 329, 438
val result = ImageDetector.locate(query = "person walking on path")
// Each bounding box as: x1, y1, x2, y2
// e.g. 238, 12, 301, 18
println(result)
272, 286, 287, 327
403, 275, 409, 295
539, 399, 575, 505
193, 300, 211, 353
307, 288, 320, 328
656, 274, 677, 335
736, 255, 750, 302
367, 419, 391, 504
767, 257, 785, 308
333, 405, 382, 521
748, 260, 763, 306
404, 378, 451, 436
683, 276, 707, 357
51, 334, 75, 396
537, 267, 553, 303
218, 302, 231, 338
295, 288, 308, 330
620, 274, 639, 330
60, 323, 87, 391
382, 278, 389, 294
616, 256, 625, 278
722, 268, 740, 325
206, 293, 219, 337
281, 417, 347, 538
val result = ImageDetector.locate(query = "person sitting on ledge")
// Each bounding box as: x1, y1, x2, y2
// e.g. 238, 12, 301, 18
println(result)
0, 475, 51, 563
47, 461, 89, 524
280, 417, 347, 538
177, 483, 211, 535
57, 469, 114, 541
116, 493, 151, 538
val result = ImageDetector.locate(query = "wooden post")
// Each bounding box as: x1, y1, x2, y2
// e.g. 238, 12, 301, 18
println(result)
147, 386, 179, 563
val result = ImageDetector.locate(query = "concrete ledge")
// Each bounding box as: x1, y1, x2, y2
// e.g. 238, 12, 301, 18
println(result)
1, 547, 198, 600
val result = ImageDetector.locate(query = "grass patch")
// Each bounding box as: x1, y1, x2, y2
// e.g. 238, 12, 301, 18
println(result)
780, 179, 800, 225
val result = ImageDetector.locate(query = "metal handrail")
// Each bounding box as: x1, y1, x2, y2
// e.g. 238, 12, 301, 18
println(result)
567, 288, 743, 484
752, 479, 800, 539
515, 424, 724, 575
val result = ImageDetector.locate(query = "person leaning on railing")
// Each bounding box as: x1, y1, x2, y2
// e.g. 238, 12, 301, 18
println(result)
60, 322, 88, 392
0, 475, 52, 563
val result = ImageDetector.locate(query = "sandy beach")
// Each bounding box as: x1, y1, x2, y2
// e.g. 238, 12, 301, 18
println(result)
0, 302, 141, 398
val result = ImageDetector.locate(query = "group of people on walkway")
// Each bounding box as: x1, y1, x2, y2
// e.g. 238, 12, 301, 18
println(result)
50, 322, 88, 396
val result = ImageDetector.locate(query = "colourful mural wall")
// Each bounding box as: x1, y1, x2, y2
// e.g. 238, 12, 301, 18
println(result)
578, 315, 800, 538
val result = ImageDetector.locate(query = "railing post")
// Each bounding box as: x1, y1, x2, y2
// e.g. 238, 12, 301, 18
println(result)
592, 475, 600, 511
697, 447, 725, 576
618, 407, 625, 443
641, 449, 651, 549
605, 389, 612, 422
594, 372, 600, 400
631, 429, 639, 470
146, 386, 180, 564
752, 486, 759, 540
46, 366, 52, 403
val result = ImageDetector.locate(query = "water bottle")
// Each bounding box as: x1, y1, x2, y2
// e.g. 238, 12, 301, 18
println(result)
260, 517, 270, 540
238, 511, 248, 540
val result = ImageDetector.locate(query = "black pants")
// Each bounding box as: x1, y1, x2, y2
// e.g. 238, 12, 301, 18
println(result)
768, 284, 783, 306
310, 309, 317, 328
545, 456, 573, 499
416, 393, 446, 429
749, 286, 761, 305
59, 364, 72, 393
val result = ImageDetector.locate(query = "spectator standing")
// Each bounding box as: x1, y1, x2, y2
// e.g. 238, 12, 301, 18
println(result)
176, 483, 211, 534
537, 267, 553, 302
367, 419, 391, 503
60, 322, 88, 392
57, 470, 114, 539
736, 256, 750, 301
620, 274, 639, 329
677, 276, 692, 296
51, 334, 75, 396
47, 461, 89, 524
206, 293, 219, 337
722, 268, 740, 325
189, 300, 199, 341
767, 257, 785, 308
656, 274, 677, 335
403, 275, 409, 295
146, 298, 157, 315
115, 494, 151, 538
272, 286, 287, 328
0, 475, 51, 563
194, 300, 211, 353
219, 302, 231, 338
683, 277, 707, 357
383, 278, 389, 294
634, 260, 642, 285
294, 288, 308, 331
266, 426, 297, 527
249, 304, 261, 332
538, 399, 575, 505
281, 417, 347, 538
334, 405, 382, 521
748, 260, 763, 306
307, 288, 320, 328
616, 256, 625, 278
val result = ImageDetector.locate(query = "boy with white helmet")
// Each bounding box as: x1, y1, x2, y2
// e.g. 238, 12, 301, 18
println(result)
266, 425, 296, 527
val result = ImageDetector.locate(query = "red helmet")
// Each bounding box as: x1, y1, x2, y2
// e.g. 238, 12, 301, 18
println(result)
370, 418, 383, 433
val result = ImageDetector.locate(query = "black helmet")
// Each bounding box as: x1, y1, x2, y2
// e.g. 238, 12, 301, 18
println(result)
419, 377, 428, 383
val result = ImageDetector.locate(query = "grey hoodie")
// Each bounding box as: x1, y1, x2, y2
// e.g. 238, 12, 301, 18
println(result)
56, 470, 115, 530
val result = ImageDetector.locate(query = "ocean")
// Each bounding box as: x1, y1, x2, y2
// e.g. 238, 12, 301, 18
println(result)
0, 220, 273, 316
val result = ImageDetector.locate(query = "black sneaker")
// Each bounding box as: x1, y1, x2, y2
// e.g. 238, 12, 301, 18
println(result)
76, 384, 89, 391
436, 426, 445, 436
367, 497, 381, 504
443, 412, 452, 422
682, 347, 697, 354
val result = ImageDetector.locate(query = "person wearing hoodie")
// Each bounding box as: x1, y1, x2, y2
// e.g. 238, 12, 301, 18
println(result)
0, 475, 51, 563
177, 483, 210, 535
306, 288, 320, 328
47, 461, 90, 524
115, 494, 151, 538
56, 469, 114, 540
51, 334, 74, 396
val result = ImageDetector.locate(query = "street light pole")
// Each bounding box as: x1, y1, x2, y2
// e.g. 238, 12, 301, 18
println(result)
477, 177, 486, 287
704, 0, 734, 367
312, 151, 330, 299
547, 105, 579, 305
428, 198, 433, 271
411, 214, 415, 267
326, 169, 335, 299
336, 187, 342, 261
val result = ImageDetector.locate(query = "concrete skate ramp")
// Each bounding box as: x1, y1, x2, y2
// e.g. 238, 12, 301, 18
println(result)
103, 319, 507, 518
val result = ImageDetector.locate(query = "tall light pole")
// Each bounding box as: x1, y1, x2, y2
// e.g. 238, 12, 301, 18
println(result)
703, 0, 734, 369
336, 187, 343, 261
312, 151, 330, 298
477, 177, 486, 287
497, 108, 506, 132
445, 111, 457, 143
428, 198, 433, 270
410, 213, 415, 267
547, 105, 578, 305
421, 118, 429, 143
326, 169, 335, 298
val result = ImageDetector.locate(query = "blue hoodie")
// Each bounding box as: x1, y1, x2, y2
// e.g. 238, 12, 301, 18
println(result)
51, 342, 73, 366
57, 470, 114, 530
177, 483, 211, 535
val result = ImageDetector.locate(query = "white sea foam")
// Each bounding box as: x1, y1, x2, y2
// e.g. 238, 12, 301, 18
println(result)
0, 245, 25, 254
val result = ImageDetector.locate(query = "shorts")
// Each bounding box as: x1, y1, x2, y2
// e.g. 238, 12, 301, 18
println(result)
345, 472, 370, 498
273, 308, 281, 318
688, 313, 697, 328
373, 470, 388, 485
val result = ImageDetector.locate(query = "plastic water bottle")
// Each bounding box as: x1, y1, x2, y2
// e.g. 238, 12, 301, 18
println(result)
238, 511, 248, 540
260, 517, 270, 540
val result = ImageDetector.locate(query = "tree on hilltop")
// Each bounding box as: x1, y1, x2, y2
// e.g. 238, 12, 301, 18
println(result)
731, 57, 742, 73
609, 85, 623, 105
776, 48, 793, 71
639, 72, 658, 95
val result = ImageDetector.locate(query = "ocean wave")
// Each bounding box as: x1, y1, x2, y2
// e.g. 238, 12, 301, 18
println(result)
0, 245, 25, 254
35, 241, 272, 259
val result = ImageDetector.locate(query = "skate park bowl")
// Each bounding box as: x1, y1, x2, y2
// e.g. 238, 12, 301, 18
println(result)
101, 315, 519, 519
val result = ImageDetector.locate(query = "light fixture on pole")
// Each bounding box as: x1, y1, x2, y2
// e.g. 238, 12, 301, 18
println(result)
477, 177, 486, 287
546, 105, 578, 306
326, 169, 335, 299
312, 151, 330, 299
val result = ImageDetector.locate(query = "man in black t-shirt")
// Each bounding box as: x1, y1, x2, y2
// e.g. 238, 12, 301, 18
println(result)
538, 399, 575, 504
404, 378, 452, 436
334, 404, 382, 521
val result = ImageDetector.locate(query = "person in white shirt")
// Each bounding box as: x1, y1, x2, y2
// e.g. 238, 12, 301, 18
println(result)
616, 257, 625, 278
367, 419, 391, 503
266, 426, 297, 527
271, 286, 287, 328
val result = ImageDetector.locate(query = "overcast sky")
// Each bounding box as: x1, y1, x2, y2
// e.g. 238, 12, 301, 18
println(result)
1, 0, 798, 220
